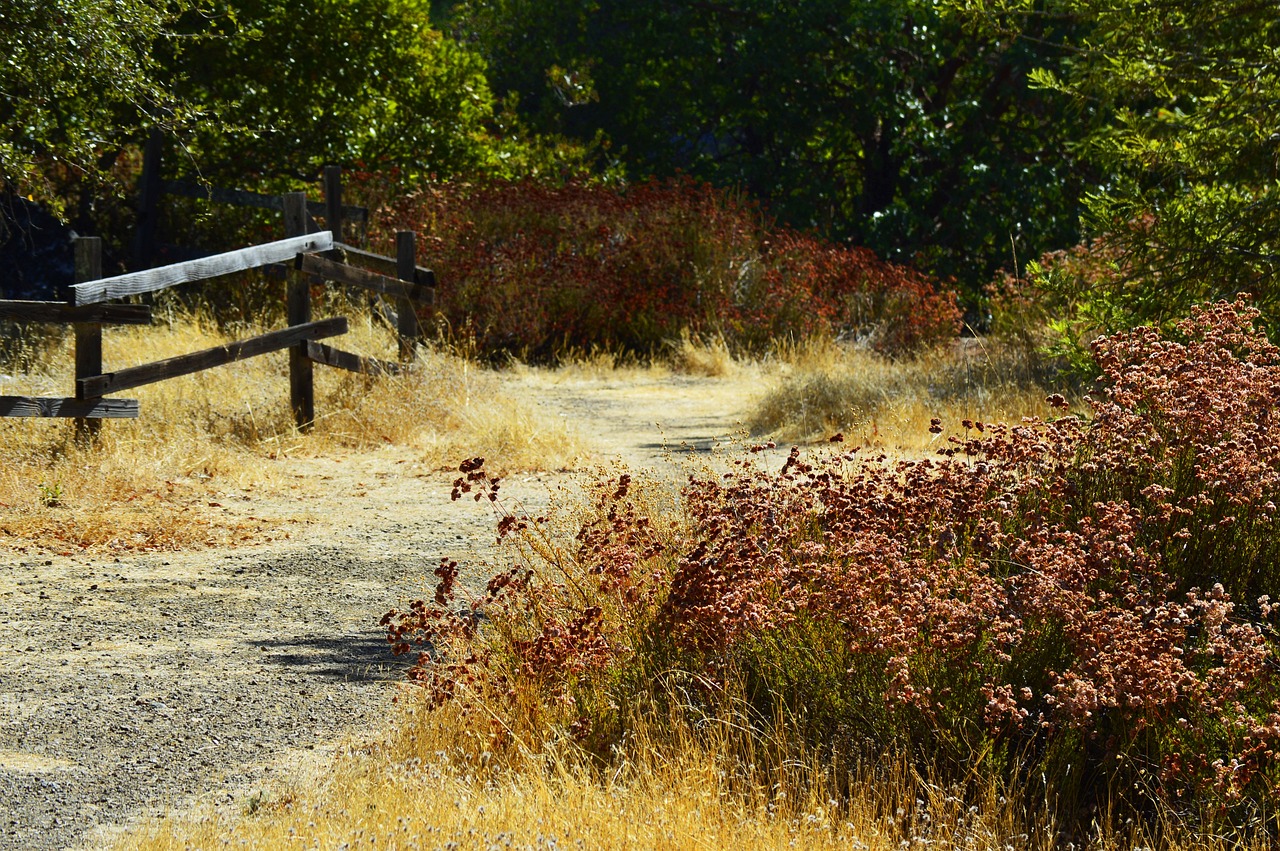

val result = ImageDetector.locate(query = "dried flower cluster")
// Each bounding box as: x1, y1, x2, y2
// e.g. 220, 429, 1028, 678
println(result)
365, 177, 960, 360
386, 298, 1280, 826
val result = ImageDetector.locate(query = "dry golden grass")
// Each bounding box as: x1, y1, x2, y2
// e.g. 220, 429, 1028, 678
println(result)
0, 301, 582, 553
530, 334, 1062, 458
507, 331, 739, 384
519, 346, 671, 383
116, 694, 1270, 851
749, 337, 1076, 452
668, 329, 737, 377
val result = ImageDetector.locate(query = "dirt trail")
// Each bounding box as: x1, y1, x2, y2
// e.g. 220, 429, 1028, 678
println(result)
510, 368, 773, 466
0, 372, 778, 850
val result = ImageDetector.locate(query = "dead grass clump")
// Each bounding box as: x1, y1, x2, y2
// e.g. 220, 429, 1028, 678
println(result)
307, 349, 583, 472
750, 337, 1070, 449
114, 695, 1274, 851
668, 330, 737, 377
0, 431, 278, 553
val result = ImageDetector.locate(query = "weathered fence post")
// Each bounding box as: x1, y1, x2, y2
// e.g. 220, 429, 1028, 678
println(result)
323, 165, 344, 245
283, 192, 315, 431
396, 231, 418, 361
72, 236, 103, 442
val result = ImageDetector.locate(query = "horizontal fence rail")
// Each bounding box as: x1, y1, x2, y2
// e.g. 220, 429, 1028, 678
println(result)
331, 242, 436, 287
0, 396, 139, 418
0, 301, 152, 325
70, 232, 334, 305
297, 254, 433, 305
306, 341, 403, 376
76, 318, 348, 398
162, 179, 369, 224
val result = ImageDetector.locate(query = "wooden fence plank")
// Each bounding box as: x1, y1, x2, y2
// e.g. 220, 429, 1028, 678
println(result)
133, 128, 164, 269
69, 232, 335, 305
324, 166, 345, 243
162, 179, 368, 223
73, 236, 104, 442
306, 341, 403, 376
396, 231, 419, 360
76, 317, 348, 397
296, 254, 434, 305
331, 241, 435, 288
0, 396, 139, 418
0, 301, 152, 325
284, 193, 315, 431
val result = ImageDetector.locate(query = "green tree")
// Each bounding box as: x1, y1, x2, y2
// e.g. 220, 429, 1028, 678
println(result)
449, 0, 1099, 291
167, 0, 498, 184
971, 0, 1280, 330
0, 0, 189, 213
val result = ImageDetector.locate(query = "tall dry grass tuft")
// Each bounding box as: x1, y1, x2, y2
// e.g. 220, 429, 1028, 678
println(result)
0, 301, 582, 552
668, 329, 737, 377
750, 336, 1072, 449
115, 691, 1271, 851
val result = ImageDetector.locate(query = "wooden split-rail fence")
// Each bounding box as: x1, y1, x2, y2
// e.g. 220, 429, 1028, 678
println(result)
0, 182, 434, 440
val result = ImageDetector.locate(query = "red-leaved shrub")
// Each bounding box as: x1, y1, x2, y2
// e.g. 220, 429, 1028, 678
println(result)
386, 298, 1280, 830
365, 178, 960, 360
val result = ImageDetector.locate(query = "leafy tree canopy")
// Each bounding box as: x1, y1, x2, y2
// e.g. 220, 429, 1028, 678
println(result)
167, 0, 500, 185
964, 0, 1280, 329
0, 0, 189, 211
447, 0, 1102, 291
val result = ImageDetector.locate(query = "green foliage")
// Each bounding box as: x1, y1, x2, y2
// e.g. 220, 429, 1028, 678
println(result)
166, 0, 498, 184
0, 0, 189, 211
987, 227, 1139, 383
37, 481, 63, 508
969, 0, 1280, 336
447, 0, 1099, 290
1, 0, 604, 241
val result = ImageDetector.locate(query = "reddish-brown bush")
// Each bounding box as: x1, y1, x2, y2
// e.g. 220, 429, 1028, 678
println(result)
753, 230, 961, 354
386, 299, 1280, 830
363, 177, 960, 360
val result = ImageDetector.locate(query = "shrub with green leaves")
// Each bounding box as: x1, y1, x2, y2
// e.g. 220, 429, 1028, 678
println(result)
167, 0, 497, 185
0, 0, 188, 214
972, 0, 1280, 345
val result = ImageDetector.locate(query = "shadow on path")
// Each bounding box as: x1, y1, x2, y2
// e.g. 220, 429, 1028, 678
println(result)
250, 632, 403, 682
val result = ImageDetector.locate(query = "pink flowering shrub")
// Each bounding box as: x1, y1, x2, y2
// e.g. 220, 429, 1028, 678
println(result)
385, 298, 1280, 828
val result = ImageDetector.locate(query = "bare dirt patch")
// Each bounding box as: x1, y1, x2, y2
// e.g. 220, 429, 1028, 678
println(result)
0, 371, 774, 850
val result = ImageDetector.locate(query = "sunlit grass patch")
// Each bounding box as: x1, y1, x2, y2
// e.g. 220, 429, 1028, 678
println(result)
115, 695, 1272, 851
667, 329, 737, 377
750, 337, 1073, 450
0, 302, 583, 552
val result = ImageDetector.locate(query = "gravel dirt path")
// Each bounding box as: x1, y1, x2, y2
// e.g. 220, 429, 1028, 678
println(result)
0, 372, 777, 850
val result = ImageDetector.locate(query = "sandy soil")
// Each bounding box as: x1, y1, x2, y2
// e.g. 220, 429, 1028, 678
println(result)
0, 371, 784, 850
